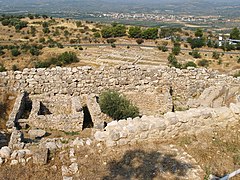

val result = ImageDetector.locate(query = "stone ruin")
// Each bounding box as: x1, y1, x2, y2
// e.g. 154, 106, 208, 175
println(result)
6, 92, 105, 133
0, 65, 239, 178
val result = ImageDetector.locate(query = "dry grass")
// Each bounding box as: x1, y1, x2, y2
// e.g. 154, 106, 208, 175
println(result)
0, 158, 62, 180
174, 122, 240, 179
0, 89, 17, 130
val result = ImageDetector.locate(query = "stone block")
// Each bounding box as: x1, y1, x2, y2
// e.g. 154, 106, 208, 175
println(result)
0, 146, 11, 159
230, 103, 240, 114
33, 148, 49, 165
94, 131, 108, 141
106, 140, 116, 147
110, 130, 121, 141
28, 129, 46, 139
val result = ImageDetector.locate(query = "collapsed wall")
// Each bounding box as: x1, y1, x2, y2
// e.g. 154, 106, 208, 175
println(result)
0, 65, 239, 115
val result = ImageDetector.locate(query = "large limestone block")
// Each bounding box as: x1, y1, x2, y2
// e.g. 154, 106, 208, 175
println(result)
28, 129, 46, 139
214, 107, 234, 121
0, 146, 11, 159
33, 148, 49, 165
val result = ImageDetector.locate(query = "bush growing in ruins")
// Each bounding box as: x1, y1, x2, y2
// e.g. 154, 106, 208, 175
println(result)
99, 90, 139, 120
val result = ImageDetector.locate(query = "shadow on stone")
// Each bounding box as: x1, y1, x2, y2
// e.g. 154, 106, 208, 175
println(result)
38, 102, 52, 115
103, 149, 193, 180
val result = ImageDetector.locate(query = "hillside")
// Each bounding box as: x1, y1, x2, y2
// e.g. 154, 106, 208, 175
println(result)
0, 14, 240, 180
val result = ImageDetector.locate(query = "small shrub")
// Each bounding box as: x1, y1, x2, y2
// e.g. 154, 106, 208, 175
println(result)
107, 39, 116, 44
184, 61, 197, 68
168, 53, 182, 68
30, 47, 41, 56
42, 27, 50, 34
12, 64, 19, 71
11, 48, 21, 57
237, 57, 240, 63
35, 52, 79, 68
0, 64, 6, 72
217, 59, 222, 65
34, 61, 51, 68
191, 50, 201, 58
233, 71, 240, 78
111, 43, 116, 48
136, 38, 144, 45
158, 45, 168, 52
93, 32, 101, 38
39, 37, 45, 43
198, 59, 209, 67
99, 90, 139, 120
0, 49, 5, 56
212, 51, 220, 59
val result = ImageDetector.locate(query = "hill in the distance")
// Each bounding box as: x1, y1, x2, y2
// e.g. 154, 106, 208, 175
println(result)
0, 0, 240, 17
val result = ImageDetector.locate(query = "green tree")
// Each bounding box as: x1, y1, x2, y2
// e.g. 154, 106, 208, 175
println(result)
230, 27, 240, 40
141, 28, 158, 39
111, 24, 126, 37
128, 26, 142, 38
1, 19, 10, 26
195, 28, 203, 37
172, 46, 181, 55
190, 38, 205, 49
99, 90, 139, 120
93, 32, 101, 38
101, 24, 126, 38
101, 27, 113, 38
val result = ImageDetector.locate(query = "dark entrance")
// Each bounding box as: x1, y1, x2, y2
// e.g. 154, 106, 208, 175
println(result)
20, 93, 32, 119
38, 102, 52, 115
82, 105, 93, 130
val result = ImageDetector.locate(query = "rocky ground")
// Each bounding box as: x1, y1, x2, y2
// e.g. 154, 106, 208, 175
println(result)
0, 120, 239, 180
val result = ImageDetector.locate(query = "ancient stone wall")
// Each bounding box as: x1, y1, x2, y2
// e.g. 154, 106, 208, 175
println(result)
0, 65, 239, 114
94, 103, 240, 147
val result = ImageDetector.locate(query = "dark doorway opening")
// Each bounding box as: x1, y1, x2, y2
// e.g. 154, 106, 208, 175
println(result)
38, 102, 52, 115
96, 96, 99, 103
169, 86, 175, 112
82, 105, 93, 130
20, 93, 32, 119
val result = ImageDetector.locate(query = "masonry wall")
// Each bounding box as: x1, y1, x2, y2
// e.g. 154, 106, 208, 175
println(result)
0, 65, 240, 114
94, 103, 240, 147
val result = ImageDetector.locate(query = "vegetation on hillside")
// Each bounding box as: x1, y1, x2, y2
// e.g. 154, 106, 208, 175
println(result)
35, 52, 79, 68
